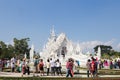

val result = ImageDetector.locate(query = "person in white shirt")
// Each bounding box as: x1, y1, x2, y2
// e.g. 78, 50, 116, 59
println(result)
11, 57, 16, 72
56, 59, 62, 76
11, 62, 15, 72
50, 58, 55, 76
46, 59, 50, 76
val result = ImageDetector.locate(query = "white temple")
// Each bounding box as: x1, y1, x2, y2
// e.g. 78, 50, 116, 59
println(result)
40, 28, 101, 68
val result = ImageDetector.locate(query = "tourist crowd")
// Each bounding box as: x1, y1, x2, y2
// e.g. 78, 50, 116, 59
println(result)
86, 57, 120, 78
0, 57, 120, 78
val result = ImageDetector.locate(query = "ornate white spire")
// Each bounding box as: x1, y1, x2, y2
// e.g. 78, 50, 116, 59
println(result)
30, 44, 34, 62
97, 46, 101, 60
24, 53, 27, 59
49, 26, 56, 41
51, 26, 55, 36
76, 43, 81, 54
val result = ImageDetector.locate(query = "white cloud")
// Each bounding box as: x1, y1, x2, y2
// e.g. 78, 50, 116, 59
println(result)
116, 43, 120, 51
104, 39, 115, 45
117, 43, 120, 48
79, 39, 119, 53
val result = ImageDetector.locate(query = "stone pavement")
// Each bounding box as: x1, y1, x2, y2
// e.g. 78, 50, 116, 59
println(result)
0, 72, 120, 78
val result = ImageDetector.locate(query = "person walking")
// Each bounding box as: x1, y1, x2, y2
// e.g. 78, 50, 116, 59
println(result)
39, 59, 44, 76
90, 57, 95, 77
56, 59, 62, 76
46, 59, 50, 76
26, 60, 30, 75
11, 62, 15, 72
66, 58, 74, 77
118, 60, 120, 69
94, 59, 98, 77
32, 57, 39, 77
86, 59, 91, 77
21, 59, 26, 77
110, 60, 113, 69
50, 58, 55, 76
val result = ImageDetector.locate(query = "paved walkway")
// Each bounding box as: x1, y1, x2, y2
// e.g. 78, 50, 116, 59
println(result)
0, 72, 120, 78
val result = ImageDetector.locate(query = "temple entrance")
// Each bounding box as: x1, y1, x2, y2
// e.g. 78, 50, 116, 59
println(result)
61, 47, 67, 58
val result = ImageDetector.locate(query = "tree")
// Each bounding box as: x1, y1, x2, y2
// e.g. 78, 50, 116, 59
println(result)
0, 41, 7, 59
94, 45, 112, 56
13, 38, 30, 59
0, 41, 11, 59
0, 38, 31, 59
7, 44, 15, 58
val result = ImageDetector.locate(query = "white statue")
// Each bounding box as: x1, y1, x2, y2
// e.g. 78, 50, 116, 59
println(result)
29, 44, 35, 72
24, 53, 27, 59
30, 44, 34, 62
97, 46, 101, 60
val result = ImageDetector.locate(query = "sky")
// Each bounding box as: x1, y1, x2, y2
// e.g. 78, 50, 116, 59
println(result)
0, 0, 120, 52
